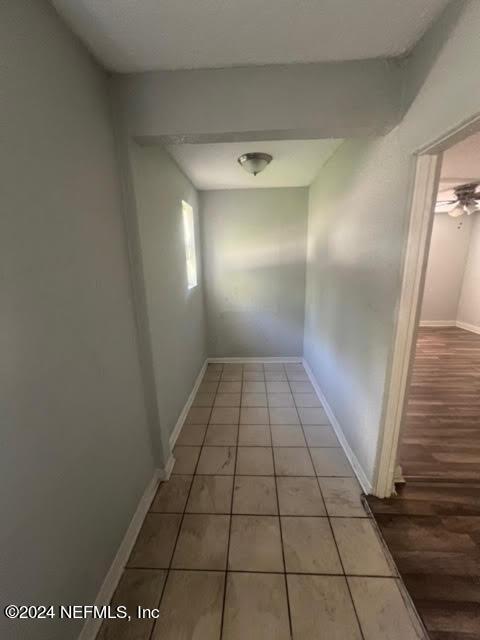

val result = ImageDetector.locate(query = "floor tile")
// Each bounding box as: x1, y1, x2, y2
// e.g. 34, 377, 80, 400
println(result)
172, 446, 200, 474
233, 476, 278, 514
128, 514, 181, 568
196, 446, 236, 475
223, 572, 290, 640
281, 516, 342, 573
348, 577, 425, 639
204, 371, 221, 381
240, 406, 269, 424
288, 574, 362, 640
218, 380, 242, 393
241, 392, 267, 407
243, 363, 263, 372
229, 515, 284, 571
186, 475, 233, 514
293, 392, 322, 407
243, 380, 266, 393
175, 423, 207, 446
331, 518, 395, 576
310, 447, 353, 476
153, 570, 224, 640
274, 447, 315, 476
192, 392, 215, 407
263, 363, 285, 372
172, 514, 230, 570
243, 371, 264, 381
236, 446, 274, 475
98, 569, 167, 640
185, 407, 212, 424
298, 406, 330, 425
304, 425, 338, 447
221, 372, 242, 380
271, 424, 306, 447
269, 407, 300, 425
150, 476, 192, 513
289, 380, 314, 393
266, 380, 290, 392
287, 372, 309, 382
204, 423, 238, 446
267, 392, 295, 407
199, 381, 219, 393
237, 425, 271, 446
210, 407, 240, 424
319, 478, 366, 517
265, 371, 287, 381
214, 392, 241, 407
276, 477, 326, 515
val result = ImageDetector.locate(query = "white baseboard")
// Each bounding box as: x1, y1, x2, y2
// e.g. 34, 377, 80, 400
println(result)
169, 360, 208, 450
78, 468, 163, 640
456, 320, 480, 335
302, 358, 372, 494
207, 356, 303, 363
419, 320, 456, 327
159, 454, 175, 481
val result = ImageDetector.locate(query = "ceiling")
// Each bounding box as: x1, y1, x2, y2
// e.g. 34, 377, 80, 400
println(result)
166, 139, 342, 190
52, 0, 449, 72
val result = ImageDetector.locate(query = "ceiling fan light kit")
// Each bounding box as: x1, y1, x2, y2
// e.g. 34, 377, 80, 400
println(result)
435, 181, 480, 217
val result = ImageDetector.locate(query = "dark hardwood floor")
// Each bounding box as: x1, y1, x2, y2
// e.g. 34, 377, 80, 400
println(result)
368, 327, 480, 640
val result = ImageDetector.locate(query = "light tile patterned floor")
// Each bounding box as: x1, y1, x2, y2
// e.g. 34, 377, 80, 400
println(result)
98, 362, 427, 640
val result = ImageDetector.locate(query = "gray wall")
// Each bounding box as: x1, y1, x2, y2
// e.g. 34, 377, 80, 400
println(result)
112, 59, 403, 143
129, 145, 207, 447
304, 0, 480, 488
0, 2, 155, 639
458, 215, 480, 331
201, 188, 308, 357
420, 213, 473, 323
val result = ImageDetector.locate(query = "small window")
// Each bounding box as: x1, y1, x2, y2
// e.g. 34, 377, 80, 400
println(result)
182, 200, 198, 289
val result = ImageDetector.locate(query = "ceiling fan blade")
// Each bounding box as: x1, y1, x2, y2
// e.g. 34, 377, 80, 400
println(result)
436, 199, 457, 205
435, 201, 459, 213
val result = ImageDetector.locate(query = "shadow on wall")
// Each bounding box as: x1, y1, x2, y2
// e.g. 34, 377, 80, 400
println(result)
200, 188, 308, 358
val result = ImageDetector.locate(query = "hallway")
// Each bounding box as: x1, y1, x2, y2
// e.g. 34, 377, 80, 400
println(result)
98, 362, 425, 640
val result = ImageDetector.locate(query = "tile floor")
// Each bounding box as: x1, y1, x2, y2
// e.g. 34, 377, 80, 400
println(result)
97, 362, 427, 640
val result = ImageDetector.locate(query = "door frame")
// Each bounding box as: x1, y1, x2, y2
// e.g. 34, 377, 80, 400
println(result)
373, 114, 480, 498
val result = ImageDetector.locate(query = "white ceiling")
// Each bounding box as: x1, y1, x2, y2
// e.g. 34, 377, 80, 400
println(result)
166, 139, 342, 190
52, 0, 449, 72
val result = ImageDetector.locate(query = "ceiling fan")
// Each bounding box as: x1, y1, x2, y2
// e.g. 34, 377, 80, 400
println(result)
435, 182, 480, 217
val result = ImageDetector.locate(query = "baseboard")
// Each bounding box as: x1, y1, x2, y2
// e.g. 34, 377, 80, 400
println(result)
456, 320, 480, 335
207, 356, 303, 363
419, 320, 456, 327
78, 468, 163, 640
159, 454, 175, 481
169, 360, 208, 450
302, 358, 372, 494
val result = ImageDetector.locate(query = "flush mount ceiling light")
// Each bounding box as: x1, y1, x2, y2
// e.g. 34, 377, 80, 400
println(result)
237, 152, 273, 176
435, 182, 480, 217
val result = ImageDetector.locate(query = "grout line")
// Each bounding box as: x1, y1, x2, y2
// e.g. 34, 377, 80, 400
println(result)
285, 373, 367, 640
150, 364, 222, 638
219, 363, 242, 640
269, 364, 294, 639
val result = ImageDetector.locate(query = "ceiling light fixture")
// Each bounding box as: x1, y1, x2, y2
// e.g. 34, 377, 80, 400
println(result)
237, 152, 273, 176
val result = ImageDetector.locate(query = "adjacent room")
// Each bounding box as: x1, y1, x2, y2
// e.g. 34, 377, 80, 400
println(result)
368, 129, 480, 640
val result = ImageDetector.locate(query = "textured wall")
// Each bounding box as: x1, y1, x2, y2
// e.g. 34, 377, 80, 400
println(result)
304, 1, 480, 488
421, 213, 472, 322
130, 145, 207, 445
458, 215, 480, 330
201, 188, 308, 357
